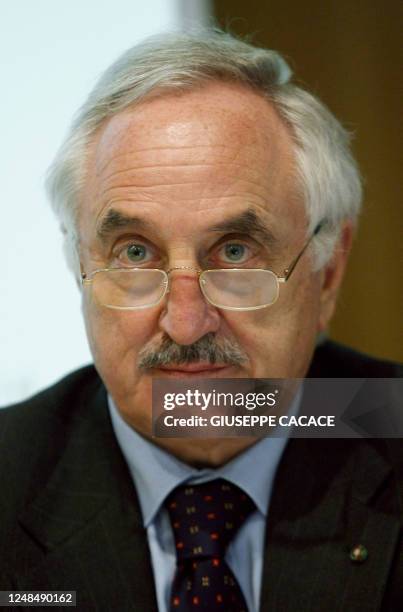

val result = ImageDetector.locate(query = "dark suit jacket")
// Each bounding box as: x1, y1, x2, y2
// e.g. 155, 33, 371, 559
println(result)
0, 341, 402, 611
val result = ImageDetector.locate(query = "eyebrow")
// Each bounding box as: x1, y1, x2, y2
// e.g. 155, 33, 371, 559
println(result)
96, 209, 153, 240
208, 210, 276, 246
96, 207, 276, 246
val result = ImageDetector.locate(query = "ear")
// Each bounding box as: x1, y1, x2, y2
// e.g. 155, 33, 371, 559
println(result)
318, 221, 354, 332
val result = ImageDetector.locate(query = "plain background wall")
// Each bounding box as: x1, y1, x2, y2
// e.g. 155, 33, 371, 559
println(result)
213, 0, 403, 363
0, 0, 211, 405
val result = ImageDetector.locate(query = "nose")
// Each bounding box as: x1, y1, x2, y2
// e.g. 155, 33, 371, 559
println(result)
158, 269, 221, 345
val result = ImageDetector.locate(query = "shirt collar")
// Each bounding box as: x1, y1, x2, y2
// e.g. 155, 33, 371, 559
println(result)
108, 394, 296, 527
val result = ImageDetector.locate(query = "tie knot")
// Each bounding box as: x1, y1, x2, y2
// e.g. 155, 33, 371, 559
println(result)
165, 478, 255, 561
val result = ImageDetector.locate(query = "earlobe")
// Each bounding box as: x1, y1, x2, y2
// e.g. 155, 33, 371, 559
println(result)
318, 221, 354, 331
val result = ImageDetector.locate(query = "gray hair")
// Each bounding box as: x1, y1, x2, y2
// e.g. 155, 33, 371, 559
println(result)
46, 29, 362, 274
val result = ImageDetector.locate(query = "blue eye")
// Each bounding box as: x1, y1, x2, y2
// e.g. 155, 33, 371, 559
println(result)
224, 243, 247, 262
126, 244, 147, 262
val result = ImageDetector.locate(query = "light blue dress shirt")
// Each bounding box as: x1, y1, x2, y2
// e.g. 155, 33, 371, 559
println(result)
108, 397, 292, 612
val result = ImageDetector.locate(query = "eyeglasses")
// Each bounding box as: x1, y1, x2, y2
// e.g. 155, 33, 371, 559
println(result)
81, 223, 324, 311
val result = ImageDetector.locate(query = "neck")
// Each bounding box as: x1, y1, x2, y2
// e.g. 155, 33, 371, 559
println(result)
144, 433, 258, 467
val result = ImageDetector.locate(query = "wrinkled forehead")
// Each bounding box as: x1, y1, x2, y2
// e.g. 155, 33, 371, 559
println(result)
80, 82, 303, 242
88, 82, 295, 178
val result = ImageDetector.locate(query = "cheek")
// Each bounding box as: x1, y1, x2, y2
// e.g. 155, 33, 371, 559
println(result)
225, 278, 321, 377
82, 299, 157, 384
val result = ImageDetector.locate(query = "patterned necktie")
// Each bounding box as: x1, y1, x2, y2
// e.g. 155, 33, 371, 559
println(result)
165, 478, 255, 611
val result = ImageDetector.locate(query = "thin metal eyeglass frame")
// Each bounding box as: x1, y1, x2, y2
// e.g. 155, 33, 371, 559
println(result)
81, 222, 324, 311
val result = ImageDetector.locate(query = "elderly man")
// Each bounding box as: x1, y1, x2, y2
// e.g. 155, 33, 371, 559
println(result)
1, 30, 401, 611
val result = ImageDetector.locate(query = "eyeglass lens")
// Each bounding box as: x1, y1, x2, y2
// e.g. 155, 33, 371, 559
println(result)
90, 268, 279, 310
200, 269, 279, 309
93, 268, 168, 309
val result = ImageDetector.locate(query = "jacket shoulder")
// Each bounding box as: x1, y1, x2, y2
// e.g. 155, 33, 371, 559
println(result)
308, 340, 403, 377
0, 366, 103, 511
0, 365, 101, 423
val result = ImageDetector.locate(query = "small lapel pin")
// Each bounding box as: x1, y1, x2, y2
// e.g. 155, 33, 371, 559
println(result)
350, 544, 368, 563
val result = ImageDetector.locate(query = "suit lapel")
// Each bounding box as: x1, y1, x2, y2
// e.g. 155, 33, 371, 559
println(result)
259, 438, 401, 612
18, 383, 158, 611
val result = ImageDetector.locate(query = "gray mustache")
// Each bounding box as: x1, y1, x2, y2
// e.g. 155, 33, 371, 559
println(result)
138, 333, 247, 369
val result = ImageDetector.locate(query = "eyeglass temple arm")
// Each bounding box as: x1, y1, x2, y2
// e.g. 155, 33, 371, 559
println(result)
81, 267, 91, 283
281, 222, 324, 282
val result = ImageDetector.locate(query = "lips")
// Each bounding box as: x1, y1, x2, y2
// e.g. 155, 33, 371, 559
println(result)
155, 363, 231, 377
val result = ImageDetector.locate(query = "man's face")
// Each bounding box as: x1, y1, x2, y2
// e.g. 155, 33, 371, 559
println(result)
79, 82, 326, 446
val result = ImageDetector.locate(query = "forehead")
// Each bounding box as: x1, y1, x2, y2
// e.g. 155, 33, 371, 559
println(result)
80, 81, 302, 240
96, 82, 290, 154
